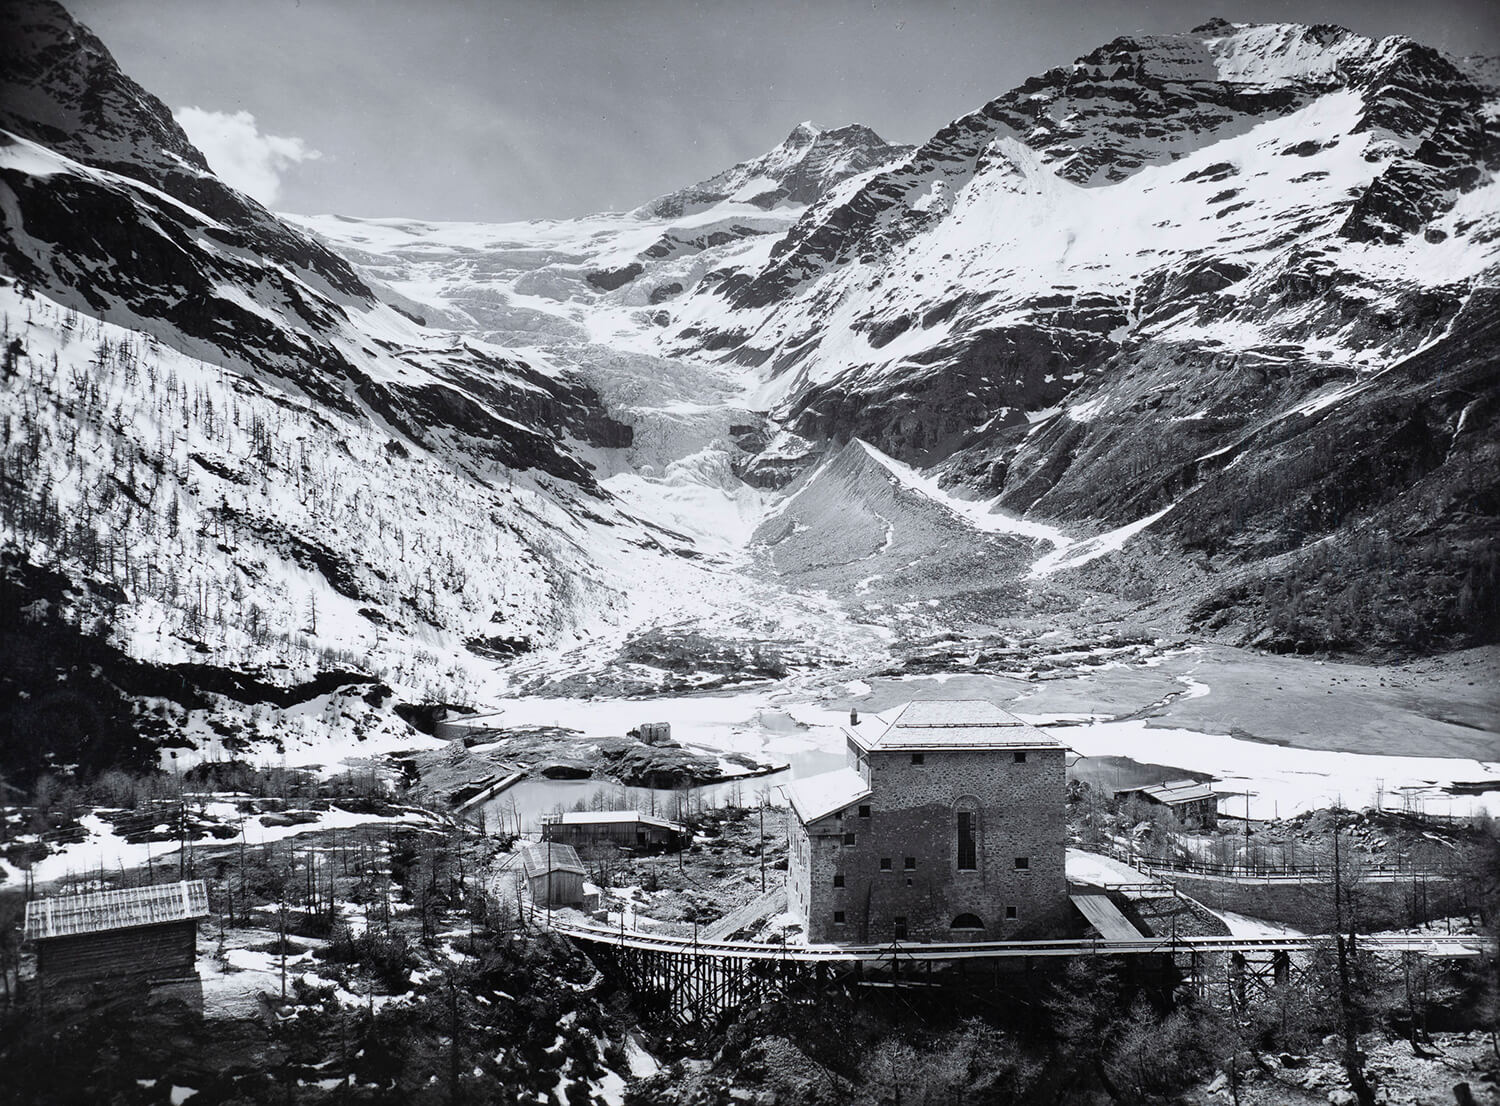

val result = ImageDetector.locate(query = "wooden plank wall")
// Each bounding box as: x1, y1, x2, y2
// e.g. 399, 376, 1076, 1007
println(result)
37, 921, 198, 981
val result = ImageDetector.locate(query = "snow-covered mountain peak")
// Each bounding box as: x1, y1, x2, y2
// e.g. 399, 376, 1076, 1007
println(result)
1, 0, 373, 304
785, 120, 822, 144
636, 119, 913, 219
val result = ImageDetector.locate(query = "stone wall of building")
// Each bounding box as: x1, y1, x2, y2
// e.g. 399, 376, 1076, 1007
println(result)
798, 746, 1067, 943
788, 808, 810, 927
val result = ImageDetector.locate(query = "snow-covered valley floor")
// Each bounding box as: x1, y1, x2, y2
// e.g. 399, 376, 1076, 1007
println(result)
471, 649, 1500, 828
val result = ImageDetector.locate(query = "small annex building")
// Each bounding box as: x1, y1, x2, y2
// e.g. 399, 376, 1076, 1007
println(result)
785, 700, 1068, 945
541, 811, 686, 855
23, 879, 210, 987
519, 842, 588, 907
1114, 780, 1219, 828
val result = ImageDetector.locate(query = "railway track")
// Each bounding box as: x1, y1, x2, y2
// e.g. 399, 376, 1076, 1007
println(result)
545, 914, 1486, 963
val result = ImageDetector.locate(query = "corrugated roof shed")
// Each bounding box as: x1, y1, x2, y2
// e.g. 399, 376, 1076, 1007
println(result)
24, 880, 209, 941
519, 843, 587, 877
851, 699, 1063, 751
1117, 779, 1218, 805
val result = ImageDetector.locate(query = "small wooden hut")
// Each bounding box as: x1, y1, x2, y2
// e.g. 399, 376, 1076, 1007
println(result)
519, 843, 586, 908
23, 879, 210, 987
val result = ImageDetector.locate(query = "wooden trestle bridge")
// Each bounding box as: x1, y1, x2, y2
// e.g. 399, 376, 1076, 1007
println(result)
538, 913, 1486, 1029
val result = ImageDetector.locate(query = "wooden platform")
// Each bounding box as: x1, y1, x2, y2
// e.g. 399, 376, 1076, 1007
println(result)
701, 888, 786, 941
1069, 890, 1145, 941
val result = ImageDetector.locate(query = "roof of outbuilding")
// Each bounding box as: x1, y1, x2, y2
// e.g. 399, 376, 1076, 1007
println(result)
849, 699, 1063, 752
1120, 779, 1219, 805
519, 842, 587, 877
783, 767, 873, 825
546, 810, 685, 831
23, 880, 209, 942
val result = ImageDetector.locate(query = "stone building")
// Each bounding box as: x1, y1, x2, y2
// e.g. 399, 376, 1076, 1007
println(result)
786, 700, 1067, 944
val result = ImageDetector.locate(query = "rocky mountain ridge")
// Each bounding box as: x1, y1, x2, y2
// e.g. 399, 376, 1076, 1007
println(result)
0, 0, 631, 488
638, 121, 913, 219
301, 17, 1499, 656
2, 0, 861, 733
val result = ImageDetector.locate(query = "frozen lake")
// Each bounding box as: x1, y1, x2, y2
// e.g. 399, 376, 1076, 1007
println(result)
473, 658, 1500, 826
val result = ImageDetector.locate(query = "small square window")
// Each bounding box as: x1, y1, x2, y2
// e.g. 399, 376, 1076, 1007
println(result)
880, 857, 892, 871
834, 911, 846, 924
1005, 906, 1018, 920
1013, 751, 1027, 764
833, 874, 844, 888
911, 753, 925, 765
903, 856, 916, 870
858, 804, 871, 818
843, 832, 856, 846
1014, 856, 1030, 870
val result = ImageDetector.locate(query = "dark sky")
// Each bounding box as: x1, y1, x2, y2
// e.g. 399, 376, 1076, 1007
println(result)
72, 0, 1500, 222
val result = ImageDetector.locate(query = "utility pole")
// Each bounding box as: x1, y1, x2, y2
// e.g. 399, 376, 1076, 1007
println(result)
1244, 789, 1252, 873
759, 805, 766, 893
1333, 806, 1343, 933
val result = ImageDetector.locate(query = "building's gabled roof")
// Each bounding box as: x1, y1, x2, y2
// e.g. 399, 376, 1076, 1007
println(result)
23, 880, 209, 942
783, 767, 872, 825
545, 810, 685, 832
519, 842, 587, 877
1117, 779, 1218, 805
849, 699, 1063, 752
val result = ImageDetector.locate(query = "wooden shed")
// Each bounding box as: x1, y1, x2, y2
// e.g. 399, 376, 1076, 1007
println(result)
519, 843, 587, 908
541, 810, 687, 855
23, 880, 210, 986
1114, 780, 1220, 828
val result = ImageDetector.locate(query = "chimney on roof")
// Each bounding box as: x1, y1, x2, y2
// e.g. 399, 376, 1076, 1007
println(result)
850, 708, 860, 726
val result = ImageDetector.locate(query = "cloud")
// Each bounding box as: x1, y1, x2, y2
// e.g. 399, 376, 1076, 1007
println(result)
174, 107, 321, 207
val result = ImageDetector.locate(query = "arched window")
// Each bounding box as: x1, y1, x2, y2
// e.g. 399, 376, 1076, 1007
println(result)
954, 796, 981, 871
950, 913, 985, 930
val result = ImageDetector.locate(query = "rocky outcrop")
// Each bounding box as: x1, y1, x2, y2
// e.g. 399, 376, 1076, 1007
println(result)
0, 0, 369, 301
637, 122, 913, 220
0, 0, 627, 487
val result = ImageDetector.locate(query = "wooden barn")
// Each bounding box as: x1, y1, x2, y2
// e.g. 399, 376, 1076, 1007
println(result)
519, 842, 587, 908
1114, 780, 1220, 828
541, 810, 686, 855
23, 880, 210, 987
